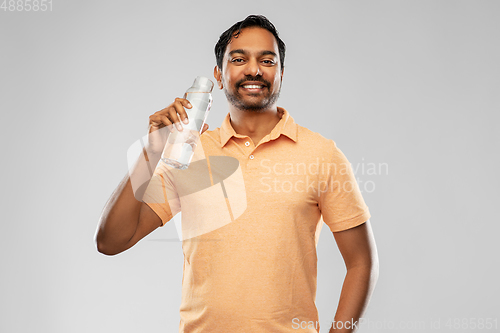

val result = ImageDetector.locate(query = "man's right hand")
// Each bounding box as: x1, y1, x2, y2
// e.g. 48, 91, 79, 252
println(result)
147, 97, 210, 155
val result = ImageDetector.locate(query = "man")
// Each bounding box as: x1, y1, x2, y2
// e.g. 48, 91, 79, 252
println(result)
95, 15, 378, 333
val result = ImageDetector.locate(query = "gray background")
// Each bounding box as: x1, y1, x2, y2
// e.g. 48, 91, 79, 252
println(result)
1, 0, 499, 332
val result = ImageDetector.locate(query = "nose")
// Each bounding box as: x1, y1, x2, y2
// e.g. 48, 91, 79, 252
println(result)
244, 58, 262, 77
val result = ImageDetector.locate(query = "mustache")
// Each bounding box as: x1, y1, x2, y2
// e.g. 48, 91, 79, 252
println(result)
236, 76, 269, 87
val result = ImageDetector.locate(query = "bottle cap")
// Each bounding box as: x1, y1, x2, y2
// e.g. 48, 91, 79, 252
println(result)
193, 76, 214, 93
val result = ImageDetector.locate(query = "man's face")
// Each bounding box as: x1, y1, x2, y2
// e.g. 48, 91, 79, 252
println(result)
215, 27, 283, 112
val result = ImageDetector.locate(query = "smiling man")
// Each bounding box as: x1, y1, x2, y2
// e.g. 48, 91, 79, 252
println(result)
96, 15, 378, 333
214, 24, 285, 145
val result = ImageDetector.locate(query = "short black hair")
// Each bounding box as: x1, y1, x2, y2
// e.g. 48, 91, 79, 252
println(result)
214, 15, 286, 72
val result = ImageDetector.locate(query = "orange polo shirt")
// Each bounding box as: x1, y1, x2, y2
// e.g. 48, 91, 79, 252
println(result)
143, 107, 371, 333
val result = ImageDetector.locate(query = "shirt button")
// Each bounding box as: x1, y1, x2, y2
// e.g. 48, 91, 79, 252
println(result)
249, 155, 254, 160
245, 141, 250, 146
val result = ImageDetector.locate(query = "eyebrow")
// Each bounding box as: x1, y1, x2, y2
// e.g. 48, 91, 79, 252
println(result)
228, 49, 277, 58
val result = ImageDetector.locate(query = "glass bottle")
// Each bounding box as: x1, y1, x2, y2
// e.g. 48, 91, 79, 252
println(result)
161, 76, 214, 169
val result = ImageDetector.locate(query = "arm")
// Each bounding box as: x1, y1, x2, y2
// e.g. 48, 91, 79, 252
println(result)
329, 220, 379, 333
94, 98, 207, 255
94, 150, 163, 256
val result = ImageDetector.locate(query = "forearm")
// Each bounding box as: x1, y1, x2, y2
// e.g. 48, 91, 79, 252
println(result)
329, 264, 379, 332
95, 147, 160, 254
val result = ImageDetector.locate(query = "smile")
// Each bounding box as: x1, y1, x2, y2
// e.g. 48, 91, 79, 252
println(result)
241, 84, 264, 89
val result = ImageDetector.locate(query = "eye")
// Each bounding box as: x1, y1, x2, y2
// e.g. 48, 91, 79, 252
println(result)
231, 58, 244, 63
262, 59, 276, 65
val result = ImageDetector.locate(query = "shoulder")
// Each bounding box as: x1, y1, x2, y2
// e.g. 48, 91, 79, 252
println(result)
296, 124, 338, 153
295, 124, 353, 168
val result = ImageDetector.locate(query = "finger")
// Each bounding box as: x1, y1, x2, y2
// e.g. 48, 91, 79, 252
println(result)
149, 119, 162, 131
175, 98, 192, 125
161, 115, 175, 133
170, 101, 189, 131
149, 114, 165, 133
201, 123, 209, 134
151, 113, 175, 133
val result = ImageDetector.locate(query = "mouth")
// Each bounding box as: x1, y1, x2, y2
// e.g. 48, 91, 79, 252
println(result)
239, 82, 266, 93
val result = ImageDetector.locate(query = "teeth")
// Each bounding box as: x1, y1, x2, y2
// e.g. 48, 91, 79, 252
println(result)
242, 85, 263, 89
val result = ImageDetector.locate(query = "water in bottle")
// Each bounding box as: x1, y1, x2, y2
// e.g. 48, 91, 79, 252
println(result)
161, 76, 214, 169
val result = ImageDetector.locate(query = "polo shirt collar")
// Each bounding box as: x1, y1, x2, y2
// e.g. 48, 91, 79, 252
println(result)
219, 107, 298, 148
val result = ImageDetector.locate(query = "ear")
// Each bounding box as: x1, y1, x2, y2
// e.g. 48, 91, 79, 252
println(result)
214, 66, 223, 89
280, 66, 285, 82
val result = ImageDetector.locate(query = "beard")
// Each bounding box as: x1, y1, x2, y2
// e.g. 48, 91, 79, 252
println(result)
223, 76, 281, 112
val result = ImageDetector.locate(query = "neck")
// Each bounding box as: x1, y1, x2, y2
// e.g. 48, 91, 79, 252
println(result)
228, 105, 283, 146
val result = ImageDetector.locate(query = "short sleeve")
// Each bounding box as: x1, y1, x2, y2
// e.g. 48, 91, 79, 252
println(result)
318, 140, 371, 232
142, 161, 181, 227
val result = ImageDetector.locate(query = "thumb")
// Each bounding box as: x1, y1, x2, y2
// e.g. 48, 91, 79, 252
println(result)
200, 123, 209, 134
